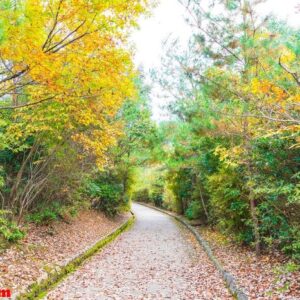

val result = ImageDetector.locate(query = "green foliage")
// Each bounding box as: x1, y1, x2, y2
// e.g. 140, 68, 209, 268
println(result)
207, 164, 253, 242
149, 174, 164, 207
162, 185, 178, 212
0, 210, 25, 242
84, 173, 124, 217
152, 0, 300, 261
25, 199, 82, 226
185, 201, 202, 220
167, 168, 193, 214
88, 79, 159, 216
0, 75, 155, 230
26, 202, 64, 225
131, 189, 151, 203
281, 227, 300, 262
150, 192, 163, 207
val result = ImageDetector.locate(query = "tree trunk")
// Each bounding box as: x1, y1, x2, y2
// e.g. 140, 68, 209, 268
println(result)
249, 191, 261, 255
199, 185, 209, 221
196, 173, 209, 221
9, 143, 37, 210
122, 171, 128, 201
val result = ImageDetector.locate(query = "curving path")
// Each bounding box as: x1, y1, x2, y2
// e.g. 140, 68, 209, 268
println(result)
46, 203, 232, 300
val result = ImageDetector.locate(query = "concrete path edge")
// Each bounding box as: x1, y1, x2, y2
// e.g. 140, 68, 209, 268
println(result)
16, 212, 135, 300
137, 202, 248, 300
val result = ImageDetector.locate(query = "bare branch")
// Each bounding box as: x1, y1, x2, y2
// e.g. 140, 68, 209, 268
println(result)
45, 19, 87, 53
279, 55, 300, 86
42, 0, 64, 50
0, 95, 56, 110
0, 67, 29, 84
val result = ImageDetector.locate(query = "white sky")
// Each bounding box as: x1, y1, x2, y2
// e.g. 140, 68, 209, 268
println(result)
132, 0, 300, 121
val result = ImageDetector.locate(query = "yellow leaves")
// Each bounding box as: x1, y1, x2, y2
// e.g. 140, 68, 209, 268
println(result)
293, 94, 300, 103
214, 145, 243, 168
280, 48, 296, 64
231, 146, 243, 156
250, 78, 270, 94
250, 78, 287, 103
294, 135, 300, 149
72, 124, 120, 169
214, 146, 229, 161
272, 86, 286, 100
0, 0, 150, 169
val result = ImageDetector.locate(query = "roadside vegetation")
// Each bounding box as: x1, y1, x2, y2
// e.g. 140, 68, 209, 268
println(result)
0, 0, 155, 247
0, 0, 299, 271
133, 0, 300, 263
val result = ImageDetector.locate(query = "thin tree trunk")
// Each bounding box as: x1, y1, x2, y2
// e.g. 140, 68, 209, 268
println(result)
240, 0, 261, 256
12, 77, 18, 107
250, 192, 261, 255
9, 143, 37, 209
0, 190, 5, 209
122, 171, 128, 201
199, 185, 209, 221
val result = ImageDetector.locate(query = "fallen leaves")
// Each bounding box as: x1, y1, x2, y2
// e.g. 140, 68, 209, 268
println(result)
46, 204, 232, 300
0, 210, 128, 295
198, 227, 300, 300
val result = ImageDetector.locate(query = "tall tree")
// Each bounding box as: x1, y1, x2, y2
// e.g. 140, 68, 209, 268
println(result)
155, 0, 300, 256
0, 0, 150, 217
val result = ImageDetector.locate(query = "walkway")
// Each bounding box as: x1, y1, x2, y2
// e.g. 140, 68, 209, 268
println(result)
46, 203, 231, 299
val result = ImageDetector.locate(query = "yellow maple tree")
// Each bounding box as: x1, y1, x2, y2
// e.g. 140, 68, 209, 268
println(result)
0, 0, 150, 167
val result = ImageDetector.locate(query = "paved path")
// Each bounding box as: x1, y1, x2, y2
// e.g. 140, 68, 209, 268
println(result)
46, 203, 232, 299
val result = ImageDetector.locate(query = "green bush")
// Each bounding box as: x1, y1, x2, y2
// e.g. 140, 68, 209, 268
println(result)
150, 192, 163, 207
185, 201, 202, 220
168, 168, 193, 214
132, 189, 151, 203
251, 136, 300, 254
149, 174, 164, 207
162, 185, 177, 211
0, 210, 25, 242
207, 164, 251, 241
282, 227, 300, 262
85, 173, 124, 217
90, 182, 121, 217
68, 206, 78, 217
26, 202, 63, 225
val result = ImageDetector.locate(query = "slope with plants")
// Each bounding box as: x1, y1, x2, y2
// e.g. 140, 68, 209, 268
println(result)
144, 0, 300, 262
0, 0, 153, 246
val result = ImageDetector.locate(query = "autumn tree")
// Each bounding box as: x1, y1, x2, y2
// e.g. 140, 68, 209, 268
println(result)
155, 0, 300, 258
0, 0, 150, 219
83, 78, 158, 216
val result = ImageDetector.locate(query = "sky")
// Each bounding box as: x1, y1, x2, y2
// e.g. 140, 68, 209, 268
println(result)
132, 0, 300, 121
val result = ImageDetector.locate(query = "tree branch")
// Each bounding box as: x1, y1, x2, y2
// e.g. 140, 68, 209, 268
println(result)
279, 55, 300, 86
0, 95, 56, 110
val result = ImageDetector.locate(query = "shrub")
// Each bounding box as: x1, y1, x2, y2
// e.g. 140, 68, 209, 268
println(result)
150, 174, 164, 207
282, 226, 300, 262
26, 202, 63, 225
162, 185, 178, 212
206, 163, 253, 244
150, 191, 163, 207
85, 173, 124, 217
0, 210, 25, 242
185, 201, 202, 220
168, 168, 193, 213
90, 182, 121, 217
132, 189, 151, 203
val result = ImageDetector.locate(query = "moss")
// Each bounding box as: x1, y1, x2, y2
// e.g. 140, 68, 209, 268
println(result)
17, 216, 135, 300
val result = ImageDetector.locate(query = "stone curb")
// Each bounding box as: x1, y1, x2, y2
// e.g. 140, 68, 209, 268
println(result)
15, 212, 135, 300
137, 202, 248, 300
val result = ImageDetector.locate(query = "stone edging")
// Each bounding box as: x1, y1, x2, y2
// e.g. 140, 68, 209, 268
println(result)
137, 202, 248, 300
16, 213, 135, 300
